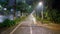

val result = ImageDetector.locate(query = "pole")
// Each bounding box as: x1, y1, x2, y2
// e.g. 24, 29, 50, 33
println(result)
41, 5, 43, 23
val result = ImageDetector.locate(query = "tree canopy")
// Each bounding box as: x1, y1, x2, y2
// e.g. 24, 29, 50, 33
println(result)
46, 0, 60, 23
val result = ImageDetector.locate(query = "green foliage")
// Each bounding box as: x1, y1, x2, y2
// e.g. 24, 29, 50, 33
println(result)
14, 18, 21, 23
0, 19, 16, 27
47, 9, 60, 24
16, 1, 33, 14
0, 18, 21, 27
4, 10, 9, 15
36, 16, 41, 21
16, 2, 29, 13
0, 16, 26, 27
0, 0, 8, 7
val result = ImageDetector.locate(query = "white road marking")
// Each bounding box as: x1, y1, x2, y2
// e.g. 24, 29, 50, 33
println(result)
30, 25, 32, 34
10, 11, 36, 34
10, 22, 24, 34
30, 14, 36, 24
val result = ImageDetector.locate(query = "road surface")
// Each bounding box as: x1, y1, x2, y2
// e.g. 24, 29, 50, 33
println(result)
13, 14, 60, 34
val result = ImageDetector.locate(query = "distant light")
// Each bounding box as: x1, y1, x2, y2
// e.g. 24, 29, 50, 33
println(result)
11, 9, 14, 12
3, 8, 7, 10
0, 15, 4, 23
23, 0, 26, 3
29, 6, 31, 8
38, 2, 43, 6
0, 5, 2, 7
9, 15, 14, 20
17, 11, 21, 16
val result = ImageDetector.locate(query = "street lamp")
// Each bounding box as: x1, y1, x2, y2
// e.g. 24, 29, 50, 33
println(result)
11, 9, 14, 12
3, 8, 7, 11
38, 2, 43, 6
3, 8, 7, 15
38, 2, 43, 23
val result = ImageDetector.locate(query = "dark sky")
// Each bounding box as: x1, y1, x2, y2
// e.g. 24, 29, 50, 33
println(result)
0, 0, 15, 6
8, 0, 15, 6
26, 0, 33, 5
17, 0, 33, 5
0, 0, 6, 2
52, 0, 60, 10
0, 0, 37, 6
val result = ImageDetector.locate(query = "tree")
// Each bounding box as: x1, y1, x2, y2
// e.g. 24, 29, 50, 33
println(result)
45, 0, 60, 23
0, 0, 9, 7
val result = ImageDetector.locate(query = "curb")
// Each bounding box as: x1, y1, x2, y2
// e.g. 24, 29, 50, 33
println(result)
9, 21, 24, 34
9, 17, 27, 34
9, 16, 27, 34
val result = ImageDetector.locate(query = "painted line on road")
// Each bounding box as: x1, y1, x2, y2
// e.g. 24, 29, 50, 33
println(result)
30, 25, 33, 34
10, 22, 24, 34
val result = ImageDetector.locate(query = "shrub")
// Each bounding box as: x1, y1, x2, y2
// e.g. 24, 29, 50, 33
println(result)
47, 9, 60, 24
0, 19, 16, 27
0, 16, 26, 27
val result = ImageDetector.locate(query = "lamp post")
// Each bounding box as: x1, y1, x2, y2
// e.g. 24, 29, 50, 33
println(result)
3, 8, 7, 11
3, 8, 7, 15
38, 2, 43, 23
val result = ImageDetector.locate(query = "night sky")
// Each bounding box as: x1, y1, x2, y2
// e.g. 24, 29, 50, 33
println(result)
8, 0, 15, 6
0, 0, 60, 10
52, 0, 60, 10
26, 0, 33, 5
0, 0, 15, 6
17, 0, 33, 5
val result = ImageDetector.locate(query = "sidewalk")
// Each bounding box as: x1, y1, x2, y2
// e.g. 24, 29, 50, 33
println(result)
36, 21, 60, 31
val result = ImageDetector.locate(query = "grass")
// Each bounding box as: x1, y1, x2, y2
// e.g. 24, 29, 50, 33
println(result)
35, 16, 52, 24
36, 17, 60, 30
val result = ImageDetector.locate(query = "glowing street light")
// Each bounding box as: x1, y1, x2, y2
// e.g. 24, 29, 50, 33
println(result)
3, 8, 7, 11
11, 9, 14, 12
38, 2, 43, 6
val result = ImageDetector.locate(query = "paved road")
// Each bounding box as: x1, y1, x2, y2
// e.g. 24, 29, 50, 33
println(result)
13, 15, 60, 34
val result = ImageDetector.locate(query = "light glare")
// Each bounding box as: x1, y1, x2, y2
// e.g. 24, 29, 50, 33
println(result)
38, 2, 43, 6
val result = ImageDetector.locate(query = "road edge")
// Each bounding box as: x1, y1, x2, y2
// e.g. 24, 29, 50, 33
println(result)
9, 21, 24, 34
